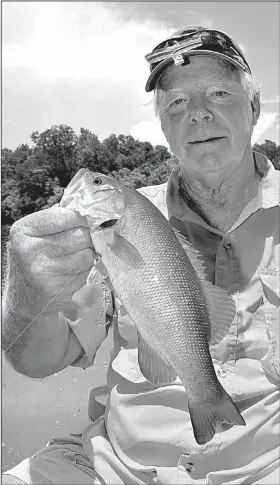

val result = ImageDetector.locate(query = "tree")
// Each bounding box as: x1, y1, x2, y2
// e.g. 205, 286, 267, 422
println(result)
253, 140, 280, 170
73, 128, 117, 175
102, 134, 120, 162
30, 125, 78, 186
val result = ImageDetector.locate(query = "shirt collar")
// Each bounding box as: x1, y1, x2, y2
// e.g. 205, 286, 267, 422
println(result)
166, 151, 279, 234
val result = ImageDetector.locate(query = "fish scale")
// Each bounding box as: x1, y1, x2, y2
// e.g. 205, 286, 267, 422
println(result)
60, 169, 246, 445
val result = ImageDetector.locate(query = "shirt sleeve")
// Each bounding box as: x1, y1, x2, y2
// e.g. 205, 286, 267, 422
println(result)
260, 269, 280, 378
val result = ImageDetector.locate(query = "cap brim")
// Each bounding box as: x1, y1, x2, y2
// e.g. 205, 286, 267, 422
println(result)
145, 50, 249, 92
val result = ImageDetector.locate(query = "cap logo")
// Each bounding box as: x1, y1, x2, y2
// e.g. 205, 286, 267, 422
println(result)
173, 51, 185, 65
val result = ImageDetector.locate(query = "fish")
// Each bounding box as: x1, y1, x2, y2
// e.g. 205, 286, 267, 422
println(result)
60, 168, 246, 445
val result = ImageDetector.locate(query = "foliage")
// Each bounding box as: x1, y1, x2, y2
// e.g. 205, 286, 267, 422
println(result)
1, 125, 171, 224
1, 124, 279, 225
253, 139, 280, 170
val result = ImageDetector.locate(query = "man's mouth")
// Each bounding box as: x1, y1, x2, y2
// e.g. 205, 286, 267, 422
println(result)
189, 137, 225, 144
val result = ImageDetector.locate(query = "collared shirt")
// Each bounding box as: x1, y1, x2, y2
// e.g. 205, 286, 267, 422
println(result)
69, 151, 279, 485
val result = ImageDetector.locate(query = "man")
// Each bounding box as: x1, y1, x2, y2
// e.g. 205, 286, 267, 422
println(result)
2, 26, 279, 485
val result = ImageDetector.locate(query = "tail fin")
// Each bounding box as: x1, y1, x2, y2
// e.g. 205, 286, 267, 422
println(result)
188, 390, 246, 445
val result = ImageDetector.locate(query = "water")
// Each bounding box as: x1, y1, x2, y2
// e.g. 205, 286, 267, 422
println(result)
2, 334, 112, 472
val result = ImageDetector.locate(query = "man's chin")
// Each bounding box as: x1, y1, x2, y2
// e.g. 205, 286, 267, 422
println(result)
179, 153, 229, 174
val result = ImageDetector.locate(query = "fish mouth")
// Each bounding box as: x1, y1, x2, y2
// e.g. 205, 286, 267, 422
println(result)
188, 137, 225, 144
99, 218, 119, 229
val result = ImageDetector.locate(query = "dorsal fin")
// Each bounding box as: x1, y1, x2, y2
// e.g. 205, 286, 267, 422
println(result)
172, 227, 236, 345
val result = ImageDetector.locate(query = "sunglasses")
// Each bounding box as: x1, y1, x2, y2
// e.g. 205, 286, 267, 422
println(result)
145, 29, 251, 92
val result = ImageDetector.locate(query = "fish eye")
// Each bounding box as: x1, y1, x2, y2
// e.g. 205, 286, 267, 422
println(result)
93, 177, 103, 185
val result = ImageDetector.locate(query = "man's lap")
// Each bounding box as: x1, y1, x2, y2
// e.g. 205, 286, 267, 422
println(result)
2, 435, 105, 485
2, 434, 279, 485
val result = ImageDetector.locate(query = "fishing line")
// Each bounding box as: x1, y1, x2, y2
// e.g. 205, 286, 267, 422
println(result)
3, 266, 84, 354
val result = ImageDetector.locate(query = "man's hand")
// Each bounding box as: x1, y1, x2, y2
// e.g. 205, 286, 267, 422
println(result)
2, 206, 101, 376
8, 206, 95, 314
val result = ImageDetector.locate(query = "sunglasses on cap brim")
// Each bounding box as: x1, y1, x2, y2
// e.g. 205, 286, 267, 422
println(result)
145, 29, 251, 92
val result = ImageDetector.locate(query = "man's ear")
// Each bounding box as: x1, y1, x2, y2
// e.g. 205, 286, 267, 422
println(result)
251, 93, 260, 126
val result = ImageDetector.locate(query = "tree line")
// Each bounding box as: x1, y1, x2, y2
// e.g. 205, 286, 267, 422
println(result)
2, 124, 279, 225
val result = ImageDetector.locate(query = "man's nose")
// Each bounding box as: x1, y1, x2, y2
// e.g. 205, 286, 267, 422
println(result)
185, 96, 213, 124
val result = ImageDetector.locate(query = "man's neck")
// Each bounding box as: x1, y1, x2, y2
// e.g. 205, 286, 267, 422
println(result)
179, 149, 260, 234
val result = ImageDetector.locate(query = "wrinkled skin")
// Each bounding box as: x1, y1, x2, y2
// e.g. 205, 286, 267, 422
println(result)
8, 206, 96, 314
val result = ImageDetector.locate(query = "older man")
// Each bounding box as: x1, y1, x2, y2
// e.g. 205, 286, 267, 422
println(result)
2, 26, 279, 485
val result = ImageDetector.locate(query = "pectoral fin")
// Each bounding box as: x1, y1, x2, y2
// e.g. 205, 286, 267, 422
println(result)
138, 333, 177, 385
109, 232, 144, 269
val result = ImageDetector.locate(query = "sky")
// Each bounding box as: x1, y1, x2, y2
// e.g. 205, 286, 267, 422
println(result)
2, 1, 280, 150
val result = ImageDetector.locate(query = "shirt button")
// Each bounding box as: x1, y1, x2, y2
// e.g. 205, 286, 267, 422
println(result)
217, 367, 227, 378
223, 240, 232, 250
185, 462, 195, 473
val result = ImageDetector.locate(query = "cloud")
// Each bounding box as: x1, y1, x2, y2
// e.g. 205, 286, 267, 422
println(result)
130, 119, 170, 148
2, 2, 173, 87
260, 94, 280, 105
2, 2, 174, 148
251, 112, 278, 145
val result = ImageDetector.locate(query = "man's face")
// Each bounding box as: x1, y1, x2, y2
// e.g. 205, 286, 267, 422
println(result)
158, 56, 257, 175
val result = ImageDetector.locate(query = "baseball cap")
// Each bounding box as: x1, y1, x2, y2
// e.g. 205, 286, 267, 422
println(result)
145, 27, 252, 92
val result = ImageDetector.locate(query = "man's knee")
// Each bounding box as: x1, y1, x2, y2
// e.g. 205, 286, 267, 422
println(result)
2, 475, 28, 485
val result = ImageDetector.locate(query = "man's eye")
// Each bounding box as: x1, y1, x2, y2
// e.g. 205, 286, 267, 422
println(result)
170, 98, 184, 107
212, 90, 229, 97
